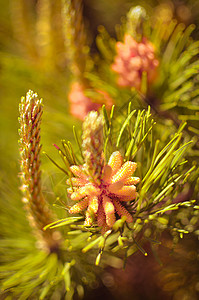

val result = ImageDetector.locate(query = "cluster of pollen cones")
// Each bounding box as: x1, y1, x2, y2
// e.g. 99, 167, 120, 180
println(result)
67, 151, 140, 233
112, 34, 159, 90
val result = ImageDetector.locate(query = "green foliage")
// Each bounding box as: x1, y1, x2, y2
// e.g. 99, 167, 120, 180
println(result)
46, 106, 198, 267
85, 7, 199, 135
0, 177, 99, 299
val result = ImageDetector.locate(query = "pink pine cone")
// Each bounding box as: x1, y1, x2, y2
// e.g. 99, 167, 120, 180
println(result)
68, 82, 114, 121
111, 34, 159, 90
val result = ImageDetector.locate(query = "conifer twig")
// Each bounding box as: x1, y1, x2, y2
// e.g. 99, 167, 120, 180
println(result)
18, 90, 60, 252
36, 0, 66, 69
62, 0, 88, 80
10, 0, 38, 60
36, 0, 51, 65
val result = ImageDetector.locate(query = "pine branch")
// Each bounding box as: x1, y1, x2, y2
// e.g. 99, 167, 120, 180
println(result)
62, 0, 88, 80
46, 107, 197, 265
36, 0, 66, 70
36, 0, 51, 65
85, 6, 199, 136
10, 0, 38, 60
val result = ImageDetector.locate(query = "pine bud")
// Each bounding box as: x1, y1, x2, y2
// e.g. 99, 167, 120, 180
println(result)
19, 90, 60, 252
82, 111, 104, 182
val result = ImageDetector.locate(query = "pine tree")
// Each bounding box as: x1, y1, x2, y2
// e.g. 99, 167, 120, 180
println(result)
0, 1, 198, 299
